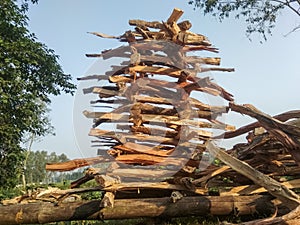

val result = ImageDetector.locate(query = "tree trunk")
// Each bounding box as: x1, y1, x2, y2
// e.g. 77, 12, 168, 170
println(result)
0, 195, 276, 225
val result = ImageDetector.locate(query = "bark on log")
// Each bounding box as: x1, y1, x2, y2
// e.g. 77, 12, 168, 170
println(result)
95, 175, 121, 188
229, 103, 300, 164
46, 156, 111, 171
0, 195, 275, 225
215, 110, 300, 139
206, 141, 300, 210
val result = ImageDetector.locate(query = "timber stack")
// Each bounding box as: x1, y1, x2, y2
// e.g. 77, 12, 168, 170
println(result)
6, 8, 300, 224
47, 8, 236, 185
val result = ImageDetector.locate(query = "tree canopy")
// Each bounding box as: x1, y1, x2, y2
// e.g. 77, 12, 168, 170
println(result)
24, 150, 69, 185
0, 0, 76, 189
188, 0, 300, 40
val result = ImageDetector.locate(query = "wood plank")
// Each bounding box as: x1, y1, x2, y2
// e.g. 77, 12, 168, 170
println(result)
114, 154, 192, 166
46, 156, 112, 171
129, 19, 164, 29
177, 32, 210, 46
88, 32, 120, 39
131, 95, 228, 115
220, 179, 300, 196
89, 128, 178, 145
87, 112, 230, 130
115, 142, 175, 157
116, 124, 212, 138
101, 181, 206, 194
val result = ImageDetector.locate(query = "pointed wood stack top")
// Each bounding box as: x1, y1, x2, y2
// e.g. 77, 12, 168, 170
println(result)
74, 8, 236, 182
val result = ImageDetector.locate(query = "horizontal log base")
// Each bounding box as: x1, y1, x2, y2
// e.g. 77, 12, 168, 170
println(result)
0, 195, 277, 225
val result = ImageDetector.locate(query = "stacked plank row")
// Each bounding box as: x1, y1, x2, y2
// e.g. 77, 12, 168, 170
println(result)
75, 8, 235, 182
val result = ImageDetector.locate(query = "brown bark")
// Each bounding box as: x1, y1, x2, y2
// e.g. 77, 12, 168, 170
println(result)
206, 142, 300, 210
0, 195, 275, 225
229, 103, 300, 164
95, 175, 121, 188
220, 178, 300, 196
46, 156, 111, 172
215, 109, 300, 139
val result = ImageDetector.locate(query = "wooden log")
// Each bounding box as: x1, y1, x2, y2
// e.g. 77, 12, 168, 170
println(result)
166, 8, 184, 24
129, 19, 164, 29
162, 21, 180, 38
206, 141, 300, 210
94, 175, 121, 188
229, 103, 300, 164
177, 32, 210, 46
100, 192, 115, 208
125, 76, 231, 103
216, 110, 300, 139
114, 154, 198, 167
192, 165, 231, 185
226, 203, 300, 225
0, 195, 276, 224
177, 20, 192, 31
46, 156, 111, 171
46, 143, 206, 173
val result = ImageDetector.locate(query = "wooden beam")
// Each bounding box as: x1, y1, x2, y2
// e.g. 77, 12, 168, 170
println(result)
46, 156, 111, 171
0, 195, 276, 225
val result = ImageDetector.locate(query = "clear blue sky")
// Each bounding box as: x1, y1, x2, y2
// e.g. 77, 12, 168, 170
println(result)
27, 0, 300, 159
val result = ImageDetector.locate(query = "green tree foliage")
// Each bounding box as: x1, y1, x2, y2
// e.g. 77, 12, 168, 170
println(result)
0, 0, 76, 189
24, 151, 69, 184
188, 0, 300, 40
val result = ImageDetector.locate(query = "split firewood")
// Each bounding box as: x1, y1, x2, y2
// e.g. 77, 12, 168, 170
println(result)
100, 192, 115, 208
95, 175, 121, 188
46, 156, 112, 171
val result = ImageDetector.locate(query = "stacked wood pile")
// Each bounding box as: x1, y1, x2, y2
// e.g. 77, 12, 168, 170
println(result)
48, 8, 236, 183
2, 8, 300, 225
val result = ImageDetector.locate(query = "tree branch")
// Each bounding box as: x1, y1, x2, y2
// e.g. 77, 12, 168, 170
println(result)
284, 24, 300, 37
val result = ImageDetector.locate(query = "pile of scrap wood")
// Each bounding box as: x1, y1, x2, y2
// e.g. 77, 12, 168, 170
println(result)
4, 8, 300, 224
